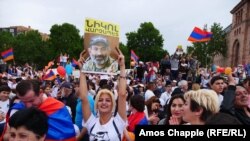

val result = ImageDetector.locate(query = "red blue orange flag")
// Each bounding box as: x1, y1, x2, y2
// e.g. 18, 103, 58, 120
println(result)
131, 50, 139, 62
1, 48, 14, 62
10, 98, 76, 141
43, 70, 56, 81
188, 27, 212, 42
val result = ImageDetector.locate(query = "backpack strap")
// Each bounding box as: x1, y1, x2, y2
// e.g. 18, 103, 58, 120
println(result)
89, 123, 96, 135
113, 120, 121, 141
89, 119, 121, 141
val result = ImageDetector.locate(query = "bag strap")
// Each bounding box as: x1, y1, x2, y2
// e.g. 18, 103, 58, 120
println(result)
90, 123, 96, 134
89, 119, 121, 141
113, 120, 121, 141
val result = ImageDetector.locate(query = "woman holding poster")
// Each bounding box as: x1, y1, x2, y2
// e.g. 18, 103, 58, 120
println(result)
79, 46, 127, 141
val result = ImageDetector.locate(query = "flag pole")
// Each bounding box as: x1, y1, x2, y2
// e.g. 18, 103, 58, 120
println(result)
12, 48, 15, 66
203, 24, 208, 69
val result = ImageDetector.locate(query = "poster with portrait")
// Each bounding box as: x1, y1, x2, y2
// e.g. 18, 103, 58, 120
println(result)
82, 18, 120, 75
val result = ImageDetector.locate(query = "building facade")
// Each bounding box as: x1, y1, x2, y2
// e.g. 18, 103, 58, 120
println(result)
0, 26, 49, 41
213, 0, 250, 67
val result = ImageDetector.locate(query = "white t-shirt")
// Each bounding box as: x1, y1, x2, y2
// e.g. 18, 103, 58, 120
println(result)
218, 94, 223, 106
0, 99, 10, 124
51, 85, 59, 98
144, 89, 155, 101
84, 114, 126, 141
160, 91, 172, 106
62, 56, 68, 63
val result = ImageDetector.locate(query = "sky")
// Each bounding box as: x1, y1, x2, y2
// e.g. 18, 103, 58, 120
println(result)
0, 0, 240, 55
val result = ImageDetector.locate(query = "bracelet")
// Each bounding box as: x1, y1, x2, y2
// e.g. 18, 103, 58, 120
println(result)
119, 75, 126, 79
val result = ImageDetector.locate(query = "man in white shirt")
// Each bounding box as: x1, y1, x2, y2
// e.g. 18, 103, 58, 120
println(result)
210, 76, 225, 105
160, 81, 172, 106
144, 82, 156, 102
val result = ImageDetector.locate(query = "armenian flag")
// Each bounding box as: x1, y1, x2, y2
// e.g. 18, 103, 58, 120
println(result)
188, 27, 212, 42
131, 50, 139, 62
10, 98, 76, 141
128, 112, 148, 132
43, 70, 56, 81
1, 48, 14, 62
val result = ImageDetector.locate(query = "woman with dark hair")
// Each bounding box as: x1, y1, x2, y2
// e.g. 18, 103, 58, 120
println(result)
145, 96, 161, 125
127, 95, 148, 132
158, 94, 185, 125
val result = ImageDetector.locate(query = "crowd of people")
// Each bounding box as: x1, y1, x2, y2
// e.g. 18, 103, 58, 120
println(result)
0, 48, 250, 141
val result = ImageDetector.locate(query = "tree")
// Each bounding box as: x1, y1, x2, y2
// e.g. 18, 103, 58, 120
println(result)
126, 22, 167, 63
49, 23, 82, 59
14, 30, 49, 68
119, 42, 130, 68
187, 23, 227, 67
0, 31, 15, 52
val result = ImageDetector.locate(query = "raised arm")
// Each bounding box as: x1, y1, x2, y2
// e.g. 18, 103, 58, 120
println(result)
78, 51, 91, 122
220, 74, 236, 114
116, 47, 127, 121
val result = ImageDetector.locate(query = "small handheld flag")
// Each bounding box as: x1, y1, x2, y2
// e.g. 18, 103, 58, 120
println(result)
131, 50, 139, 62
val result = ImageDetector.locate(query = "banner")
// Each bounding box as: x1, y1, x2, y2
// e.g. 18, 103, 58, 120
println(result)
135, 125, 250, 141
82, 18, 120, 75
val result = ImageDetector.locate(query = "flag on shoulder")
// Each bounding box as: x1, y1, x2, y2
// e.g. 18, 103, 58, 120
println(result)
131, 50, 139, 62
188, 27, 212, 42
1, 48, 14, 62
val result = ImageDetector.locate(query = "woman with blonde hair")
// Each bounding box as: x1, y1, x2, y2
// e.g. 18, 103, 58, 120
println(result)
182, 89, 219, 125
79, 48, 127, 141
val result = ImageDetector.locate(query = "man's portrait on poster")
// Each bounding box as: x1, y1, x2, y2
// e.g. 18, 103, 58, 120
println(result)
82, 35, 118, 74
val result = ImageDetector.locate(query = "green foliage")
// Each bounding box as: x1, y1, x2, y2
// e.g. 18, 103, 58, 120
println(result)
49, 23, 82, 59
119, 42, 130, 68
187, 23, 227, 67
126, 22, 167, 62
14, 30, 49, 68
0, 31, 15, 51
0, 23, 82, 69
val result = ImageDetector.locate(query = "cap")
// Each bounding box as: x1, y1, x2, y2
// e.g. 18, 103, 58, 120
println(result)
60, 82, 73, 89
89, 35, 109, 47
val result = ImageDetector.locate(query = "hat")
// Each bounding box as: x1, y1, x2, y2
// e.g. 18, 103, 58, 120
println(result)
60, 82, 73, 89
89, 35, 109, 47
